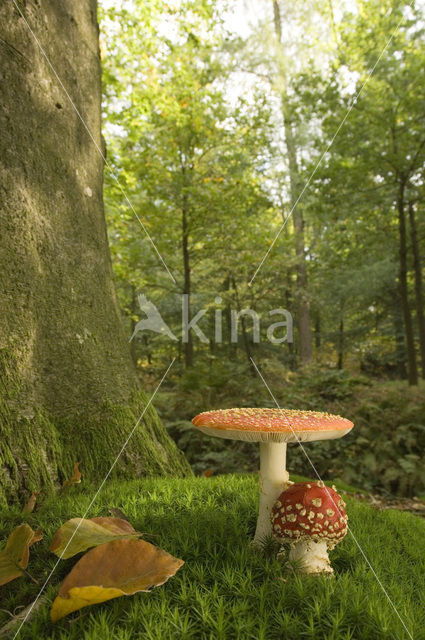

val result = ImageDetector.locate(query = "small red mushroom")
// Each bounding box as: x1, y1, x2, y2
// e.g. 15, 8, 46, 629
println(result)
271, 481, 348, 574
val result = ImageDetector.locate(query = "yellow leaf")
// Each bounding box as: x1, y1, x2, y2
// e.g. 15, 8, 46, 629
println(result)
50, 517, 142, 559
51, 586, 123, 621
50, 538, 184, 622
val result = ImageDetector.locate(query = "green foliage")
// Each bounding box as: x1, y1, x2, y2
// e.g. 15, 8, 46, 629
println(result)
99, 0, 425, 379
151, 366, 425, 496
101, 0, 276, 369
290, 0, 425, 374
98, 0, 425, 509
0, 476, 424, 638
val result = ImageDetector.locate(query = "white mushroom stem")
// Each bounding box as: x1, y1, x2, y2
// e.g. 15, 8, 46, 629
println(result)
288, 540, 333, 574
253, 442, 289, 546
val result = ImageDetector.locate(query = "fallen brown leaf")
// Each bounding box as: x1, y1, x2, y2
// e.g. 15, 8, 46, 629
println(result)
0, 524, 42, 586
22, 492, 40, 514
50, 517, 142, 559
30, 529, 43, 546
62, 462, 81, 489
50, 538, 184, 622
109, 508, 129, 521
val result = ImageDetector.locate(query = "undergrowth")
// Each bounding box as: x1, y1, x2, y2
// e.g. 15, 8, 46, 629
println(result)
148, 362, 425, 496
0, 475, 424, 639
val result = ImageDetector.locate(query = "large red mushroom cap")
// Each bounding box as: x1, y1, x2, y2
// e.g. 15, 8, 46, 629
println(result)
271, 481, 348, 549
192, 408, 353, 443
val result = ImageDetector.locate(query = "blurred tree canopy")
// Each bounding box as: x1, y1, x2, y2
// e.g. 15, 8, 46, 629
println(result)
100, 0, 425, 385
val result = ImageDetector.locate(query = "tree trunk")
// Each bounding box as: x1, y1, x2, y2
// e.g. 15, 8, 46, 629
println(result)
292, 196, 313, 365
181, 189, 193, 368
314, 313, 321, 349
408, 201, 425, 378
129, 284, 138, 365
392, 289, 407, 379
396, 181, 418, 385
285, 268, 296, 369
337, 317, 344, 370
273, 1, 312, 365
224, 275, 236, 359
231, 276, 256, 376
0, 1, 190, 504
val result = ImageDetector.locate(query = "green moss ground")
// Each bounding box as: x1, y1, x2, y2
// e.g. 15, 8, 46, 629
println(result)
1, 475, 424, 639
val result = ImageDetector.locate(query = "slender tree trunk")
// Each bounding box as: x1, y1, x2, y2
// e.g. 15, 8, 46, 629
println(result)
129, 284, 138, 365
224, 274, 236, 358
408, 201, 425, 378
0, 1, 190, 503
182, 188, 193, 368
327, 0, 339, 46
273, 1, 312, 365
232, 276, 256, 375
240, 316, 255, 373
285, 269, 296, 369
142, 335, 152, 365
397, 181, 418, 385
337, 317, 344, 370
314, 313, 321, 349
393, 289, 408, 379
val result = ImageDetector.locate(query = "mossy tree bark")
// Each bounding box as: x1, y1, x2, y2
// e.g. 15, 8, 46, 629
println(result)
0, 0, 191, 505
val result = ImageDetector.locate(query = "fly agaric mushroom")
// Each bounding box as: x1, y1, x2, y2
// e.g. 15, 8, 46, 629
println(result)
191, 408, 353, 546
271, 481, 348, 574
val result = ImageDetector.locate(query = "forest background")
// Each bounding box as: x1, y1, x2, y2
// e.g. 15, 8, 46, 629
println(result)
100, 0, 425, 497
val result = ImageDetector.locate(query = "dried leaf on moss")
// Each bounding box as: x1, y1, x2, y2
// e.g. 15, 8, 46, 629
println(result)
50, 538, 184, 621
62, 462, 81, 489
50, 517, 142, 559
109, 507, 129, 521
22, 491, 40, 514
0, 524, 43, 586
